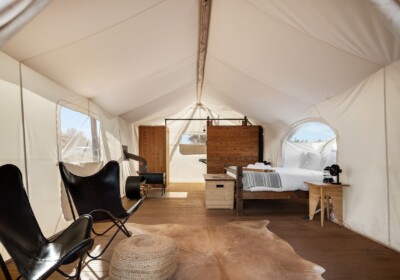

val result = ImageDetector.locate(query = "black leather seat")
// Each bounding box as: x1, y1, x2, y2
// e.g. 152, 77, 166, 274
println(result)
0, 164, 93, 280
59, 160, 143, 259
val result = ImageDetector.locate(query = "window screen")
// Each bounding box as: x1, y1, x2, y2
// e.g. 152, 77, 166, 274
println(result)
59, 106, 101, 162
179, 133, 206, 155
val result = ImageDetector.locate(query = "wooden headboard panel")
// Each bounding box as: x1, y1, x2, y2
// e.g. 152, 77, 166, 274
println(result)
206, 125, 263, 173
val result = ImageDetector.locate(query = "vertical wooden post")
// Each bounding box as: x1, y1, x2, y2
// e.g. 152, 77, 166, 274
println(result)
206, 116, 213, 126
197, 0, 212, 103
236, 166, 244, 216
242, 116, 248, 126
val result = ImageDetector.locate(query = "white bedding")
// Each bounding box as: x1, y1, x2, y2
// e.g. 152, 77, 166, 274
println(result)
227, 166, 323, 192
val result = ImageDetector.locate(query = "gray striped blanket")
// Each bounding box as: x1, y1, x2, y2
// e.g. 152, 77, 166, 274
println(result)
242, 171, 282, 190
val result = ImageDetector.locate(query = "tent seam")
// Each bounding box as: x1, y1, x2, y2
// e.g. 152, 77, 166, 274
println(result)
120, 79, 196, 116
383, 66, 390, 245
121, 80, 196, 123
19, 62, 29, 196
202, 79, 276, 122
93, 54, 197, 99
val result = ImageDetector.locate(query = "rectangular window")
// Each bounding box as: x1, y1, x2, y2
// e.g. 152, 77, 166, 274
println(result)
59, 106, 101, 162
180, 133, 206, 145
179, 133, 206, 155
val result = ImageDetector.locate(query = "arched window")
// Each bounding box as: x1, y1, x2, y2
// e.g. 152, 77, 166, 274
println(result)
282, 121, 337, 170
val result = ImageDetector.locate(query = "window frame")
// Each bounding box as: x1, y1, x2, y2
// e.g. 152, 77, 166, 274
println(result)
280, 119, 338, 168
57, 103, 102, 163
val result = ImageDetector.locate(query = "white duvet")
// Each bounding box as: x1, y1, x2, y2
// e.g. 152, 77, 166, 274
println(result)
228, 166, 323, 192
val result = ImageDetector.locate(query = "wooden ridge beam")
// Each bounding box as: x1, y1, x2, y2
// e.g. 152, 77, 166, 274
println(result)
197, 0, 212, 104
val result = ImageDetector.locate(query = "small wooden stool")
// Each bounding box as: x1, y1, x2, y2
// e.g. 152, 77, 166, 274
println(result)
109, 234, 178, 280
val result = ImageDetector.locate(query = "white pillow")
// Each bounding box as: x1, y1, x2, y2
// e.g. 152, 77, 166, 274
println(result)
247, 164, 273, 170
299, 152, 307, 168
320, 153, 329, 169
302, 152, 322, 171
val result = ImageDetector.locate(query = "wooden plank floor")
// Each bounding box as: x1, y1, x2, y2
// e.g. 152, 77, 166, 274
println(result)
4, 183, 400, 280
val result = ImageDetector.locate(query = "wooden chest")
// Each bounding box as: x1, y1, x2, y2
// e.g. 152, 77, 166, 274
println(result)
204, 174, 235, 209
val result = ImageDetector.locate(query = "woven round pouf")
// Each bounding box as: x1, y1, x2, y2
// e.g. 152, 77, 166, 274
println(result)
109, 234, 179, 280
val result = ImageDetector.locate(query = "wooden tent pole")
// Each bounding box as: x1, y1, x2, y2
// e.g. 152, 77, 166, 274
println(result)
197, 0, 212, 104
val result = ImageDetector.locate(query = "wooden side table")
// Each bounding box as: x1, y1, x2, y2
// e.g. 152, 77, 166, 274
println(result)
305, 182, 349, 227
204, 174, 235, 209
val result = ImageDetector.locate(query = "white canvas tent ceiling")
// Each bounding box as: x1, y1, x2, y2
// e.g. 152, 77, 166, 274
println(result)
1, 0, 400, 125
2, 0, 400, 257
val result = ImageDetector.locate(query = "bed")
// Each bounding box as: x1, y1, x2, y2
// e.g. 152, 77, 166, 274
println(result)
224, 165, 324, 215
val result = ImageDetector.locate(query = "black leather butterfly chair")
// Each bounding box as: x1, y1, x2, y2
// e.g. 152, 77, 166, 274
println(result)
59, 160, 144, 259
0, 164, 93, 280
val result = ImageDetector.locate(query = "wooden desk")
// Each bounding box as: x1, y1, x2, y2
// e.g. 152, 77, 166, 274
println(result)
305, 182, 349, 227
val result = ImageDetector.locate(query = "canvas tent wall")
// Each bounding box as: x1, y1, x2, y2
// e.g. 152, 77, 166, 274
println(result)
315, 61, 400, 250
257, 60, 400, 252
0, 51, 136, 259
132, 103, 263, 183
0, 0, 400, 260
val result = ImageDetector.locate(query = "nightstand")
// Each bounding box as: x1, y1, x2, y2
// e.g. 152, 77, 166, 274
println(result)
204, 174, 235, 209
305, 181, 350, 227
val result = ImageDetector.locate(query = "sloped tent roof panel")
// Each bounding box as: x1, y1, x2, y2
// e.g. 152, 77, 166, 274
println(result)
1, 0, 199, 122
246, 0, 400, 65
202, 58, 313, 124
121, 83, 197, 125
94, 55, 197, 117
2, 0, 400, 125
202, 0, 400, 126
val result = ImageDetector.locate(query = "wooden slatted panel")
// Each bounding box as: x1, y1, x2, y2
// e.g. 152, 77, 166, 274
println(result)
139, 126, 169, 184
207, 126, 261, 173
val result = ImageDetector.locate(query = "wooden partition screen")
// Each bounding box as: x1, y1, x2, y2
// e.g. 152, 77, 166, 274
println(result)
206, 125, 263, 174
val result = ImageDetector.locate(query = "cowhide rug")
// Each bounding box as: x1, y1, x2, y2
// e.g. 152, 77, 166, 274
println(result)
124, 220, 325, 280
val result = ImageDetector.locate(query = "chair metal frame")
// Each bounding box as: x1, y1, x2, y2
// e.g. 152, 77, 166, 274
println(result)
0, 164, 94, 280
59, 160, 144, 260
